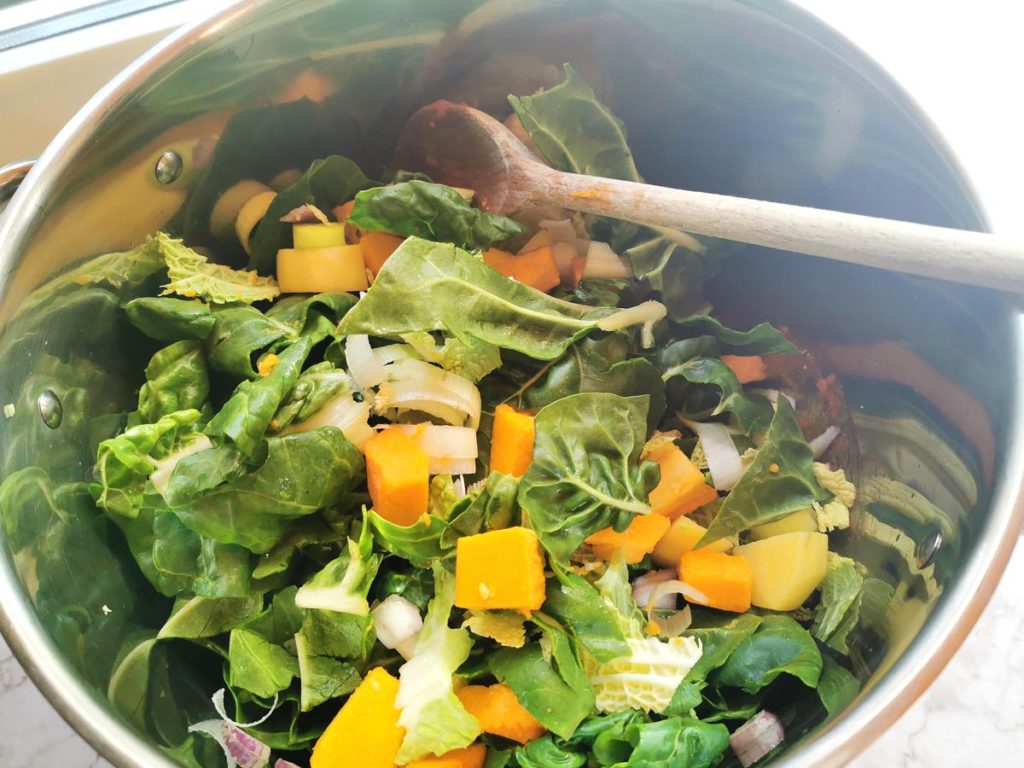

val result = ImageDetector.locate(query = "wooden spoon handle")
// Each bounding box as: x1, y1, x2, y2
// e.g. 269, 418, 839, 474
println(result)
535, 165, 1023, 292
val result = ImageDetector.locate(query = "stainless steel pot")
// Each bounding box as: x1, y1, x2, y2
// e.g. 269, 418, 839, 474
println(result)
0, 1, 1021, 766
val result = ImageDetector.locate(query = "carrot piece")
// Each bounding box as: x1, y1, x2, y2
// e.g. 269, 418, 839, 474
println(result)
455, 527, 546, 610
365, 428, 429, 526
721, 354, 768, 384
567, 253, 586, 288
457, 684, 546, 744
483, 247, 561, 293
678, 549, 753, 613
489, 404, 535, 477
311, 667, 404, 768
643, 441, 718, 519
406, 744, 487, 768
585, 513, 671, 564
360, 231, 405, 275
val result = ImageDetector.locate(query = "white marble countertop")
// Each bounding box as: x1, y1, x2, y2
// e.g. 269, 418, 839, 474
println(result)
1, 1, 1023, 766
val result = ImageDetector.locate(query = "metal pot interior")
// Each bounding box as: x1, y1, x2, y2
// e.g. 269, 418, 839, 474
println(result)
0, 1, 1016, 766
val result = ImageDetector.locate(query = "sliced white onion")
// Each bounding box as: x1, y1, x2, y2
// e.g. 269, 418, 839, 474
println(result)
809, 425, 841, 459
372, 594, 423, 661
596, 300, 667, 333
345, 334, 385, 390
652, 604, 693, 639
584, 241, 632, 279
374, 343, 418, 366
280, 394, 373, 449
731, 710, 785, 767
757, 388, 797, 409
632, 569, 679, 611
551, 241, 581, 285
211, 688, 278, 728
453, 475, 468, 499
378, 359, 481, 428
540, 219, 588, 257
392, 424, 479, 475
646, 578, 710, 610
683, 419, 744, 491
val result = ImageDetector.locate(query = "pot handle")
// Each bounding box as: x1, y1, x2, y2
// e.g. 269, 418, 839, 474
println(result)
0, 159, 35, 214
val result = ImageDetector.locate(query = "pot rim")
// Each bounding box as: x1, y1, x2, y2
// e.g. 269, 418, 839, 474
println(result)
0, 2, 1020, 767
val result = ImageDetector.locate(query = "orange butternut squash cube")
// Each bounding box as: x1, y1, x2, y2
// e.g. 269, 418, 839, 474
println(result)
643, 441, 717, 518
721, 354, 768, 384
406, 743, 487, 768
455, 527, 546, 610
310, 667, 404, 768
365, 428, 429, 526
585, 513, 671, 564
678, 549, 753, 613
483, 247, 561, 293
489, 404, 535, 477
360, 231, 405, 275
457, 684, 546, 744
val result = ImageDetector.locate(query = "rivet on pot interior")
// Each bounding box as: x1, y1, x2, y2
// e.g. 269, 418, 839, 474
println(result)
914, 527, 943, 570
154, 151, 183, 184
37, 389, 62, 429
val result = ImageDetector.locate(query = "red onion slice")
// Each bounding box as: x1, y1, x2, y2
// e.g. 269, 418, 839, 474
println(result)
809, 425, 841, 458
188, 721, 270, 768
730, 710, 785, 767
275, 761, 302, 768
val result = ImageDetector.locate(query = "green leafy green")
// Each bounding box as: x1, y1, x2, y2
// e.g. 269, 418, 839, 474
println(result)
93, 409, 203, 518
205, 305, 295, 379
620, 230, 725, 318
350, 180, 523, 251
107, 634, 159, 731
138, 341, 210, 423
660, 353, 773, 436
515, 736, 587, 768
242, 587, 304, 646
491, 616, 595, 739
338, 237, 622, 361
441, 472, 521, 547
400, 330, 503, 383
366, 509, 450, 567
169, 427, 364, 553
295, 524, 381, 616
818, 654, 860, 718
205, 336, 314, 457
812, 554, 893, 654
700, 397, 829, 544
519, 393, 659, 558
156, 233, 280, 304
125, 297, 215, 341
669, 315, 800, 357
249, 154, 374, 273
271, 362, 353, 429
158, 595, 263, 640
395, 565, 481, 763
544, 571, 630, 664
617, 717, 729, 768
715, 615, 823, 694
294, 632, 361, 711
228, 627, 298, 698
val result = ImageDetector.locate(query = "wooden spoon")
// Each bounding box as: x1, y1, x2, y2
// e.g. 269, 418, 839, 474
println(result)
396, 100, 1024, 293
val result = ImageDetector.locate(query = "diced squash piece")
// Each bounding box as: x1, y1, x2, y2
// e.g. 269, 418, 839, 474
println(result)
235, 189, 277, 254
586, 513, 671, 564
489, 404, 535, 476
734, 531, 829, 611
333, 199, 365, 244
643, 441, 718, 519
678, 550, 753, 613
294, 222, 346, 249
406, 744, 487, 768
517, 229, 552, 254
277, 245, 368, 294
210, 180, 272, 238
750, 508, 819, 539
311, 667, 404, 768
365, 428, 429, 526
483, 247, 561, 293
333, 200, 355, 221
651, 515, 732, 567
360, 231, 405, 275
457, 684, 546, 744
455, 528, 545, 610
721, 354, 768, 384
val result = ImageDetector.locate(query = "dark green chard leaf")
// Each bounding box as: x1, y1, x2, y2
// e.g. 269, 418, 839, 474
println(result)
228, 627, 298, 698
441, 472, 521, 547
125, 297, 215, 341
107, 633, 160, 731
169, 427, 364, 553
248, 154, 374, 274
294, 631, 361, 711
715, 615, 823, 694
158, 595, 264, 640
490, 616, 595, 739
660, 354, 773, 436
812, 554, 893, 654
366, 508, 450, 567
241, 587, 304, 646
205, 304, 297, 379
138, 341, 210, 423
518, 393, 659, 559
669, 315, 800, 356
349, 180, 523, 251
372, 566, 435, 612
515, 736, 586, 768
265, 292, 357, 337
817, 654, 860, 718
620, 717, 730, 768
300, 609, 374, 661
337, 238, 624, 362
544, 571, 630, 664
93, 409, 203, 518
206, 336, 314, 458
251, 516, 344, 579
567, 710, 646, 762
193, 537, 254, 598
700, 397, 828, 545
271, 361, 353, 430
522, 334, 666, 430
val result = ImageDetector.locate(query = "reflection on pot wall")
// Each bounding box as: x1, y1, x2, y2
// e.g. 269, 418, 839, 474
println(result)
0, 0, 1006, 766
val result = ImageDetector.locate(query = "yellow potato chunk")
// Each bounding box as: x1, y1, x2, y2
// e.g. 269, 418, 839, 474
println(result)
276, 245, 368, 293
750, 508, 818, 539
294, 222, 346, 249
651, 515, 732, 568
733, 531, 829, 611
